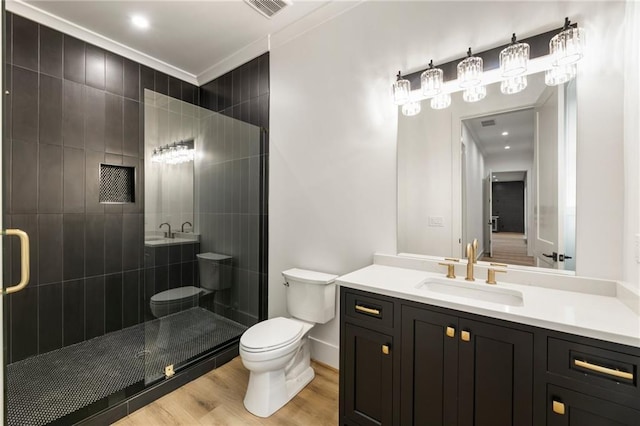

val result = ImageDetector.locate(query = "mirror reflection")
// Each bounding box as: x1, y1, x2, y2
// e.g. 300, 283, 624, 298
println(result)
398, 72, 576, 272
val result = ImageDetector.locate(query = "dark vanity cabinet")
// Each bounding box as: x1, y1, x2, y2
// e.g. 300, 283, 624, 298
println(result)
401, 305, 533, 426
339, 287, 640, 426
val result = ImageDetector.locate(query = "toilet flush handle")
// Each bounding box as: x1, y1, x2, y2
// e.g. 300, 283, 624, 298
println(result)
283, 280, 289, 287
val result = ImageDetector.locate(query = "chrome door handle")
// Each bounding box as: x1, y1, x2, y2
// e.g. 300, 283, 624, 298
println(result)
2, 229, 30, 294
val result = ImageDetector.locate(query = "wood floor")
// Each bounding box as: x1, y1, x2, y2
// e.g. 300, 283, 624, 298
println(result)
114, 357, 339, 425
480, 232, 535, 266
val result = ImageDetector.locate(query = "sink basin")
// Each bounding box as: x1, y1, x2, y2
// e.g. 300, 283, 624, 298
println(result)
417, 278, 524, 306
145, 237, 163, 242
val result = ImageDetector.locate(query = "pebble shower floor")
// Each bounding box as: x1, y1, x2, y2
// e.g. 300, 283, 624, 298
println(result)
6, 308, 247, 426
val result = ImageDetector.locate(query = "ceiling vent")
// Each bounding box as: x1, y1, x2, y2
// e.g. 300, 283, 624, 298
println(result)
481, 119, 496, 127
244, 0, 292, 19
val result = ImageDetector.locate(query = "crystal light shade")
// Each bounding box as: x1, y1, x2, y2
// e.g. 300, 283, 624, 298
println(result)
421, 60, 443, 97
545, 63, 577, 86
501, 75, 528, 94
402, 101, 422, 116
463, 85, 486, 102
393, 71, 411, 105
550, 18, 584, 66
151, 140, 195, 164
500, 34, 530, 77
457, 48, 483, 88
430, 93, 451, 110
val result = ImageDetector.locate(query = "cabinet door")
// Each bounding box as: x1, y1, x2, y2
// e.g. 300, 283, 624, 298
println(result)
343, 323, 393, 426
401, 305, 458, 426
547, 385, 640, 426
458, 319, 533, 426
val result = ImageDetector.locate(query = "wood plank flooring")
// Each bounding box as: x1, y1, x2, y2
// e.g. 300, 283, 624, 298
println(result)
114, 357, 339, 425
480, 232, 535, 266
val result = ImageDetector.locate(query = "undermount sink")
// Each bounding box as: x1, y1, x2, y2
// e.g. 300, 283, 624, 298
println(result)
417, 277, 524, 307
145, 237, 163, 242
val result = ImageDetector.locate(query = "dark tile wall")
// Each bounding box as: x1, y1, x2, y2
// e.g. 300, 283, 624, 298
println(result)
3, 12, 200, 363
198, 54, 269, 324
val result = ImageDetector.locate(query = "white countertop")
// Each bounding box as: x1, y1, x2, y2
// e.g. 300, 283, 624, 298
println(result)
337, 264, 640, 348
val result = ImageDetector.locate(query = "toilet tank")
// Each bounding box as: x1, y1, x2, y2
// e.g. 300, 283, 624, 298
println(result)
283, 268, 338, 324
197, 252, 233, 291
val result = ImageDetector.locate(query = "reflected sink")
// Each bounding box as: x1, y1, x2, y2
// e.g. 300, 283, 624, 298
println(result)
417, 277, 524, 307
145, 237, 163, 242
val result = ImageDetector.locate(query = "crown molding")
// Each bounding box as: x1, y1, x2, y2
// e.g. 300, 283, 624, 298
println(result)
196, 35, 269, 86
6, 0, 198, 85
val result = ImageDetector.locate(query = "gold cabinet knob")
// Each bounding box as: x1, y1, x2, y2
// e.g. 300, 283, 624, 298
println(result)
446, 326, 456, 338
382, 344, 390, 355
461, 330, 471, 342
552, 400, 565, 415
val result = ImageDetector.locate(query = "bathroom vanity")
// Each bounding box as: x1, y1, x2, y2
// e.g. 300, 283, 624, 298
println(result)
338, 255, 640, 426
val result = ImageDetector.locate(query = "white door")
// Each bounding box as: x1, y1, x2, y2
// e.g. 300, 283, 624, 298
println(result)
533, 86, 566, 269
483, 170, 493, 258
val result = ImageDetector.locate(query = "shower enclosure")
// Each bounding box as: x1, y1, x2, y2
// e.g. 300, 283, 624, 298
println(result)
1, 11, 266, 422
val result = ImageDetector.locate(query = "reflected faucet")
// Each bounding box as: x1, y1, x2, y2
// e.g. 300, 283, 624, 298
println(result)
181, 221, 193, 233
465, 243, 475, 281
159, 223, 174, 239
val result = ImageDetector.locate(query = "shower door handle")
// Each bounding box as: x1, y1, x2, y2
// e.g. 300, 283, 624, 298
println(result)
2, 229, 30, 294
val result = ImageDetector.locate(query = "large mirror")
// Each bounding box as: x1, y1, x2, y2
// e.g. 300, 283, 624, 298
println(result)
398, 71, 577, 272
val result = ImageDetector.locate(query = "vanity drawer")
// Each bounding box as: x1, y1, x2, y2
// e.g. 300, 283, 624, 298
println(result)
344, 290, 394, 329
548, 337, 639, 397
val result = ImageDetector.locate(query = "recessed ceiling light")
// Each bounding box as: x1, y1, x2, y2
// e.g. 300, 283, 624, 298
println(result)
131, 15, 150, 29
504, 145, 511, 149
492, 175, 496, 178
502, 131, 509, 136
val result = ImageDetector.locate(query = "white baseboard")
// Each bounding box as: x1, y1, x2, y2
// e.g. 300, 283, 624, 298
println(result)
309, 336, 339, 370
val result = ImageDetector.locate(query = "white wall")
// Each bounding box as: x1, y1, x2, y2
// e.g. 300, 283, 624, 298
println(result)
270, 1, 628, 368
462, 124, 486, 257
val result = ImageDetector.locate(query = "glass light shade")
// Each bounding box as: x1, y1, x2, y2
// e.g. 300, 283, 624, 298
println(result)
500, 42, 530, 77
462, 85, 487, 102
401, 101, 421, 116
392, 73, 411, 105
550, 26, 583, 66
430, 93, 451, 110
457, 55, 483, 88
500, 75, 528, 94
545, 63, 577, 86
421, 67, 443, 97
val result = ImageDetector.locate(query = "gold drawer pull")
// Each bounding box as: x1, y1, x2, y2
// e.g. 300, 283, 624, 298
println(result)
552, 400, 565, 415
382, 344, 390, 355
355, 305, 380, 316
461, 330, 471, 342
574, 359, 634, 380
446, 326, 455, 338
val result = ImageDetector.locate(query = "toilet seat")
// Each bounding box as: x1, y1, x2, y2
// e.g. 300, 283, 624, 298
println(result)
240, 317, 303, 353
150, 286, 202, 305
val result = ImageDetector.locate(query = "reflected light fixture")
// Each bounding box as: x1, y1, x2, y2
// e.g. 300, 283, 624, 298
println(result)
392, 71, 411, 105
151, 139, 195, 164
500, 33, 530, 77
401, 101, 422, 117
421, 60, 443, 97
430, 93, 451, 110
501, 131, 509, 136
457, 48, 483, 88
550, 17, 584, 66
463, 85, 486, 102
501, 74, 527, 94
545, 63, 577, 86
504, 145, 511, 150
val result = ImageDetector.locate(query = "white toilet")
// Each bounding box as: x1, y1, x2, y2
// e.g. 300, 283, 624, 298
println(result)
239, 268, 338, 418
149, 252, 232, 318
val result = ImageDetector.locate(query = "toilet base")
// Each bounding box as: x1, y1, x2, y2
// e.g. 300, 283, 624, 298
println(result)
243, 363, 315, 417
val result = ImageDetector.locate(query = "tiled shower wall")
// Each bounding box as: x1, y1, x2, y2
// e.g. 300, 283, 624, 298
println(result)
2, 12, 200, 363
199, 54, 270, 323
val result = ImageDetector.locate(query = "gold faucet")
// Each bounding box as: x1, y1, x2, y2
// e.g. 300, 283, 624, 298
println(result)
472, 239, 478, 263
465, 243, 475, 281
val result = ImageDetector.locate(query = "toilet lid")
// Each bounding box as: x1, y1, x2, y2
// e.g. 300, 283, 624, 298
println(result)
240, 317, 303, 352
150, 286, 202, 304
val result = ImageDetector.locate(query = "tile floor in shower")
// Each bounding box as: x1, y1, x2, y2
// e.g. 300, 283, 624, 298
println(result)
6, 307, 247, 426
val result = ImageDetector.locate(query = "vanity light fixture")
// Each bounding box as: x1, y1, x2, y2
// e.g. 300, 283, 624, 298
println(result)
500, 33, 530, 77
392, 71, 411, 105
462, 85, 486, 103
550, 17, 584, 66
421, 60, 443, 97
151, 139, 195, 164
430, 93, 451, 110
457, 48, 483, 88
402, 101, 422, 116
